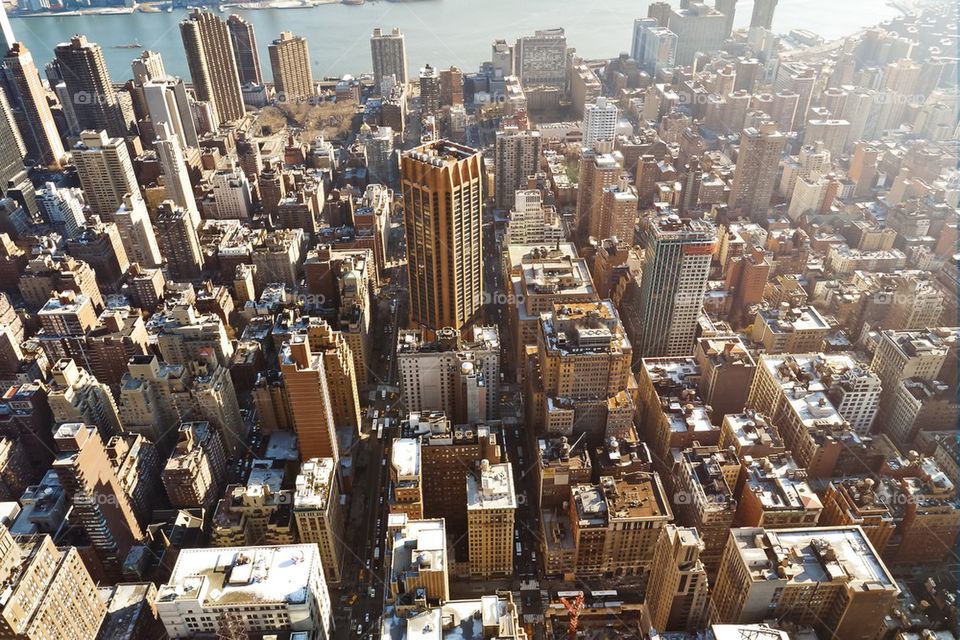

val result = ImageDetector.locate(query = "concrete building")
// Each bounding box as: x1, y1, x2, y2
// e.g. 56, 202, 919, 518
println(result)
729, 122, 785, 222
870, 329, 950, 417
2, 43, 65, 167
819, 478, 896, 555
54, 35, 127, 137
885, 378, 956, 446
575, 150, 622, 240
36, 182, 85, 238
161, 421, 227, 509
269, 32, 314, 102
154, 200, 204, 279
531, 301, 634, 439
735, 453, 822, 528
693, 335, 756, 423
751, 0, 778, 28
156, 544, 333, 639
467, 460, 516, 578
46, 357, 122, 439
582, 96, 619, 148
402, 141, 483, 332
72, 130, 140, 219
493, 127, 542, 211
506, 190, 564, 245
669, 4, 728, 65
386, 516, 449, 610
514, 28, 567, 89
670, 444, 741, 573
379, 593, 526, 640
280, 335, 339, 462
113, 193, 163, 270
750, 305, 830, 354
370, 27, 408, 90
628, 214, 714, 358
52, 423, 144, 579
140, 77, 200, 149
293, 457, 346, 585
644, 525, 709, 632
631, 18, 677, 73
226, 14, 262, 85
302, 318, 362, 433
711, 526, 898, 640
146, 303, 234, 367
180, 9, 245, 123
397, 325, 500, 423
0, 525, 106, 639
536, 434, 591, 508
155, 122, 199, 218
718, 411, 785, 458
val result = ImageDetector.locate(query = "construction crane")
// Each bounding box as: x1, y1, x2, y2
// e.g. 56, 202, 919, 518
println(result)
559, 591, 585, 640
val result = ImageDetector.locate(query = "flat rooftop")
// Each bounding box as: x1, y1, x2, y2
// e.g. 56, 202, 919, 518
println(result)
158, 544, 320, 607
467, 462, 516, 511
381, 595, 521, 640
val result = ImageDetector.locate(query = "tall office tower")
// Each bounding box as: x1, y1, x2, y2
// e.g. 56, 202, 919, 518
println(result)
750, 0, 778, 29
269, 32, 313, 102
870, 329, 949, 416
575, 150, 622, 239
293, 457, 346, 584
514, 28, 567, 89
161, 421, 227, 509
142, 78, 200, 149
438, 66, 463, 107
131, 49, 166, 83
36, 182, 85, 238
633, 214, 714, 358
467, 460, 516, 578
712, 527, 897, 639
0, 2, 13, 53
645, 525, 709, 632
226, 14, 262, 85
0, 525, 107, 638
669, 4, 728, 66
154, 200, 204, 279
402, 140, 483, 332
770, 90, 799, 132
491, 39, 513, 77
52, 423, 143, 578
418, 64, 440, 116
370, 27, 408, 90
729, 122, 784, 222
157, 544, 333, 639
631, 19, 678, 73
582, 96, 619, 148
72, 129, 140, 219
648, 1, 672, 26
280, 335, 338, 462
180, 9, 245, 124
54, 35, 127, 137
155, 123, 199, 221
114, 193, 163, 269
2, 44, 65, 167
397, 326, 500, 422
493, 127, 541, 210
0, 87, 34, 215
716, 0, 736, 37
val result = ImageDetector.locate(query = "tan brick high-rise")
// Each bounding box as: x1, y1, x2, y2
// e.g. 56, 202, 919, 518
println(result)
269, 32, 314, 102
402, 140, 483, 332
180, 8, 245, 123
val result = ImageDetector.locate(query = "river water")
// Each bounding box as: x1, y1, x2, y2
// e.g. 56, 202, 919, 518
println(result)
10, 0, 901, 82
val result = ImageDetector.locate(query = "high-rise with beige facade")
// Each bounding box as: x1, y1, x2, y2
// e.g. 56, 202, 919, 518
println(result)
180, 8, 245, 123
370, 27, 408, 89
293, 457, 346, 584
279, 335, 338, 462
269, 32, 314, 102
467, 460, 516, 578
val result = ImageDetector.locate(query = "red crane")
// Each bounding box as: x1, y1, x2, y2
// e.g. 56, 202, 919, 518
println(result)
559, 592, 585, 640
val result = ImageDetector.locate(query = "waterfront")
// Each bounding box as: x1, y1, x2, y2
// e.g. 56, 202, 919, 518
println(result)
10, 0, 902, 81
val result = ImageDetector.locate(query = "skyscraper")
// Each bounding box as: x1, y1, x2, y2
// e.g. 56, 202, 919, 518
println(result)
729, 121, 785, 222
634, 214, 715, 358
370, 27, 408, 90
114, 193, 163, 269
54, 35, 128, 138
269, 31, 314, 102
154, 122, 199, 220
493, 127, 541, 210
227, 14, 262, 85
141, 78, 199, 149
402, 140, 483, 332
582, 96, 619, 148
180, 9, 245, 124
418, 64, 440, 116
279, 335, 339, 462
2, 44, 65, 167
52, 423, 144, 578
0, 84, 36, 214
631, 18, 677, 73
154, 200, 204, 279
716, 0, 737, 38
669, 4, 728, 66
514, 28, 567, 88
131, 49, 166, 83
751, 0, 779, 29
72, 129, 140, 219
0, 2, 14, 53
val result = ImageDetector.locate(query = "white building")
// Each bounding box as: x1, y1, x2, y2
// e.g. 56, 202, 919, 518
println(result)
582, 96, 619, 148
293, 457, 346, 585
206, 163, 253, 219
142, 78, 200, 149
506, 189, 564, 244
114, 193, 163, 268
156, 544, 332, 639
631, 18, 677, 72
155, 122, 199, 223
397, 325, 500, 422
36, 181, 86, 238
